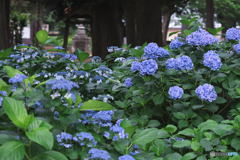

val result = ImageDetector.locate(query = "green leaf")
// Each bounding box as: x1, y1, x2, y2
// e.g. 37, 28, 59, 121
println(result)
231, 137, 240, 151
132, 128, 158, 146
0, 134, 18, 145
0, 48, 11, 58
26, 127, 53, 150
169, 31, 180, 37
163, 125, 177, 134
17, 46, 40, 53
148, 120, 161, 128
28, 119, 53, 131
23, 115, 35, 130
36, 30, 48, 46
3, 97, 28, 129
3, 66, 24, 78
35, 79, 50, 89
198, 120, 218, 131
181, 152, 197, 160
200, 138, 213, 151
182, 84, 194, 89
80, 100, 114, 111
164, 153, 182, 160
115, 101, 125, 108
157, 129, 170, 138
214, 97, 227, 104
212, 124, 233, 136
74, 94, 82, 107
114, 139, 128, 154
178, 128, 194, 137
235, 88, 240, 96
191, 141, 200, 151
150, 139, 165, 156
36, 151, 68, 160
153, 94, 164, 105
192, 105, 204, 110
173, 112, 185, 120
75, 49, 89, 63
184, 30, 193, 35
165, 69, 178, 76
120, 118, 136, 138
0, 141, 25, 160
173, 140, 191, 148
47, 49, 67, 53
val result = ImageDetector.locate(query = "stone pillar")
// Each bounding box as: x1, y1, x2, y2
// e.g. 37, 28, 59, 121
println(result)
71, 24, 90, 53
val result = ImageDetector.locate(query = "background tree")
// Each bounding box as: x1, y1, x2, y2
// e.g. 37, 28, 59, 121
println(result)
206, 0, 214, 29
0, 0, 10, 50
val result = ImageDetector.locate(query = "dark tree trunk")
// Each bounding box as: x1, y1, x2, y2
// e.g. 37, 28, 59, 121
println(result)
221, 16, 236, 35
123, 0, 136, 46
135, 0, 163, 46
91, 0, 123, 59
0, 0, 10, 50
206, 0, 214, 29
63, 20, 70, 51
37, 2, 43, 31
162, 10, 173, 46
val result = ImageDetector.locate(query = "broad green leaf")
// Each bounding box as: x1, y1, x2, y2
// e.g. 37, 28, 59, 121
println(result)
198, 120, 218, 131
47, 49, 67, 53
28, 119, 53, 131
115, 101, 125, 108
0, 134, 18, 145
75, 49, 89, 63
120, 118, 136, 138
36, 151, 68, 160
3, 97, 28, 129
191, 141, 200, 151
163, 125, 177, 134
113, 139, 128, 154
200, 138, 213, 151
169, 31, 180, 37
173, 112, 185, 120
173, 140, 191, 148
164, 153, 182, 160
23, 115, 34, 130
181, 152, 197, 160
192, 105, 204, 110
74, 94, 82, 107
3, 66, 24, 78
178, 128, 194, 136
212, 124, 233, 136
35, 79, 50, 88
157, 129, 170, 138
36, 30, 48, 45
0, 141, 25, 160
80, 100, 114, 111
0, 48, 11, 58
231, 137, 240, 151
132, 128, 158, 146
214, 97, 227, 104
148, 120, 160, 128
26, 127, 53, 150
235, 88, 240, 96
153, 94, 164, 105
150, 139, 165, 156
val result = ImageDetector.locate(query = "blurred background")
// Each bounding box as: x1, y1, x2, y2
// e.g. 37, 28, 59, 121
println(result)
0, 0, 240, 58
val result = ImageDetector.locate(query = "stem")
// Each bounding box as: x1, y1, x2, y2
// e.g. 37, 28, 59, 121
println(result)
125, 143, 133, 155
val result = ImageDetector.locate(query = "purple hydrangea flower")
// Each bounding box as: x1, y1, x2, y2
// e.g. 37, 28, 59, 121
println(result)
170, 37, 185, 50
125, 78, 133, 87
234, 43, 240, 53
56, 132, 73, 148
104, 132, 110, 138
73, 132, 97, 147
119, 155, 135, 160
186, 28, 218, 46
166, 58, 176, 69
203, 50, 222, 71
140, 59, 158, 76
195, 84, 217, 102
131, 61, 141, 72
168, 86, 184, 100
144, 43, 169, 59
9, 73, 28, 84
175, 56, 194, 71
88, 148, 111, 160
155, 47, 169, 58
46, 78, 79, 91
226, 28, 240, 41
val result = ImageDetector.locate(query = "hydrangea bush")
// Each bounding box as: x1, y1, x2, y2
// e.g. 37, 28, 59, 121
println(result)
0, 18, 240, 160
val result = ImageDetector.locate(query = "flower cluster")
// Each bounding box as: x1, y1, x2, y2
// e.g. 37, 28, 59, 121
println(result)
92, 94, 114, 103
186, 28, 218, 46
131, 61, 141, 72
56, 132, 73, 148
195, 84, 217, 102
234, 44, 240, 53
166, 56, 193, 71
9, 73, 28, 84
119, 155, 135, 160
46, 78, 79, 91
91, 56, 102, 63
170, 37, 185, 50
226, 28, 240, 41
125, 78, 133, 87
108, 121, 128, 141
0, 91, 7, 106
73, 132, 97, 147
168, 86, 184, 100
140, 59, 158, 76
203, 50, 222, 71
92, 111, 114, 127
88, 148, 111, 160
144, 43, 169, 59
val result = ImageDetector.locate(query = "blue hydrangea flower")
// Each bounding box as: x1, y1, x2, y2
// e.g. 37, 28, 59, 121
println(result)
91, 56, 102, 63
195, 84, 217, 102
88, 148, 111, 160
0, 97, 3, 106
54, 46, 63, 50
144, 43, 169, 59
186, 28, 218, 46
104, 132, 110, 138
110, 123, 128, 140
131, 61, 141, 72
166, 58, 176, 69
203, 50, 222, 71
0, 91, 7, 97
119, 155, 135, 160
46, 78, 79, 91
56, 132, 73, 148
226, 28, 240, 41
73, 132, 97, 147
125, 78, 133, 87
92, 111, 113, 127
130, 145, 140, 156
9, 73, 28, 84
168, 86, 184, 100
170, 37, 185, 50
234, 44, 240, 53
140, 59, 158, 76
175, 56, 194, 71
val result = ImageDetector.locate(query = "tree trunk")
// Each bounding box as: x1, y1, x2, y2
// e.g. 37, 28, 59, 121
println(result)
37, 2, 43, 31
63, 20, 70, 51
123, 0, 136, 46
206, 0, 214, 29
135, 0, 163, 46
91, 0, 123, 59
162, 10, 173, 46
221, 16, 236, 35
0, 0, 10, 50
